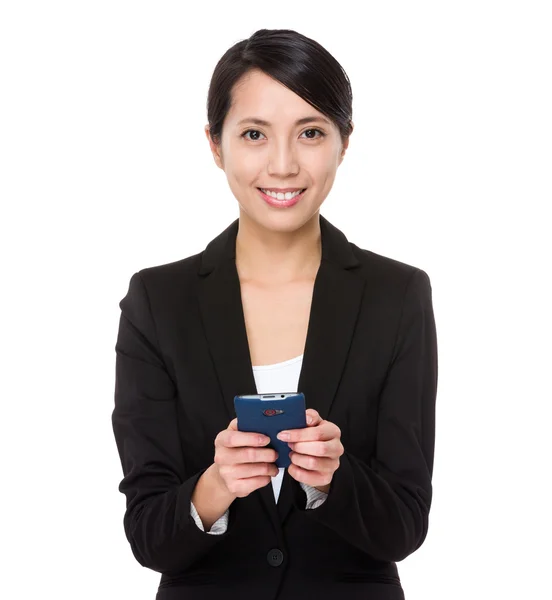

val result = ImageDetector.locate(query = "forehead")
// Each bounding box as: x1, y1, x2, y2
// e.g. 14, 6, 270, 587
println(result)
226, 69, 328, 125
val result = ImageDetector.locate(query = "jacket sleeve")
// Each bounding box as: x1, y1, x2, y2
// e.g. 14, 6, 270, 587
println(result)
299, 268, 438, 563
112, 271, 234, 574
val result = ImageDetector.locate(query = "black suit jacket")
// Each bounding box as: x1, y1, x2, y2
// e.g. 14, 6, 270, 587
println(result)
112, 214, 438, 600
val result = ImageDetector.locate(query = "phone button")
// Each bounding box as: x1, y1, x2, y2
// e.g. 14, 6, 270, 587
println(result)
266, 548, 284, 567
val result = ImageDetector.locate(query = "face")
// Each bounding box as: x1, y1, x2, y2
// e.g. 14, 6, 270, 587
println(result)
205, 69, 351, 234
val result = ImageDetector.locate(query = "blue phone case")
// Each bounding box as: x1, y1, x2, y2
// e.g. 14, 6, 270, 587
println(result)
233, 392, 306, 468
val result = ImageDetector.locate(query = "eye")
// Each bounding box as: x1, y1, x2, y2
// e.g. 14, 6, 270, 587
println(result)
301, 128, 326, 140
241, 130, 266, 141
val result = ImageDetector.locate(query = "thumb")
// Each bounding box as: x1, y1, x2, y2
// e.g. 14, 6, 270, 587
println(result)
306, 409, 322, 426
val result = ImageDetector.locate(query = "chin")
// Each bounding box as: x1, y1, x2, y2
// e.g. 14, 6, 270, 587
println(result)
240, 204, 320, 234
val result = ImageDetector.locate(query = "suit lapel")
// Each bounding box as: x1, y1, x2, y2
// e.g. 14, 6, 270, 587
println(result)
197, 214, 364, 529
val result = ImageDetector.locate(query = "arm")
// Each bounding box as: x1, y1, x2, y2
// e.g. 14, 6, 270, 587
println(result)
189, 464, 234, 534
112, 272, 235, 574
297, 269, 438, 562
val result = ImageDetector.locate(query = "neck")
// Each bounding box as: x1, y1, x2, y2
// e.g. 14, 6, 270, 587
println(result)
235, 211, 322, 285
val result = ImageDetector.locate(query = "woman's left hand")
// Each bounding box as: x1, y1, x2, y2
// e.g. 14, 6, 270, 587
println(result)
277, 408, 344, 493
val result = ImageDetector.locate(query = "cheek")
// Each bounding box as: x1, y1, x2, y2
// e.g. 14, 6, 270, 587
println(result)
322, 169, 338, 189
226, 151, 263, 184
304, 152, 339, 181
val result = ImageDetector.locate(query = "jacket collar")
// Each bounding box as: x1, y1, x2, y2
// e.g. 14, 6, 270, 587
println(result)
198, 213, 360, 275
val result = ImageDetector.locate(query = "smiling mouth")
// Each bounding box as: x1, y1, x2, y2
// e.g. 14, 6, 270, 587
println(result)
257, 188, 307, 197
257, 187, 307, 207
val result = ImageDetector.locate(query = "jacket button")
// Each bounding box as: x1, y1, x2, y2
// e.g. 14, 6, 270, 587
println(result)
267, 548, 284, 567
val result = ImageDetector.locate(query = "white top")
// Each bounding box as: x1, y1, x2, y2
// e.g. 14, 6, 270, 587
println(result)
190, 354, 329, 533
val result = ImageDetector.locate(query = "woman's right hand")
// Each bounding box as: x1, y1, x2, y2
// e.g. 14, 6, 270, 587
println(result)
212, 418, 279, 498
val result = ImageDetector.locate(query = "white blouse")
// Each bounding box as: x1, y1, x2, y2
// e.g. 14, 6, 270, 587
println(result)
190, 354, 328, 533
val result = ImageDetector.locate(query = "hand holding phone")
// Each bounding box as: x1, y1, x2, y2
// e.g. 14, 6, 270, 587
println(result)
234, 392, 307, 468
212, 417, 280, 499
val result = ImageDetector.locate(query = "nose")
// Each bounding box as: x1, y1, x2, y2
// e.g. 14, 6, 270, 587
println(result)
267, 139, 299, 177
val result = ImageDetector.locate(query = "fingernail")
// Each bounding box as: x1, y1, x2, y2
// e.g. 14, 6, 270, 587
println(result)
278, 432, 290, 441
307, 415, 313, 424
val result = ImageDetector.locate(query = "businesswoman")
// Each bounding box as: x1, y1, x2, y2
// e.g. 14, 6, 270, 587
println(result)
112, 28, 438, 600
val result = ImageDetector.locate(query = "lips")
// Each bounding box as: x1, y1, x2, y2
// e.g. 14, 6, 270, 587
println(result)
257, 188, 306, 208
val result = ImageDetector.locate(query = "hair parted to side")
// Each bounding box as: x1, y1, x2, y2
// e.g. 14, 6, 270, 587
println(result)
206, 28, 353, 146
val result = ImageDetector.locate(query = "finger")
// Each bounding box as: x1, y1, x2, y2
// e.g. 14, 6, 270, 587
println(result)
306, 409, 322, 425
234, 446, 279, 465
278, 420, 335, 443
220, 461, 279, 480
276, 410, 321, 442
289, 451, 333, 472
289, 438, 340, 457
287, 458, 334, 487
217, 426, 270, 448
228, 418, 270, 445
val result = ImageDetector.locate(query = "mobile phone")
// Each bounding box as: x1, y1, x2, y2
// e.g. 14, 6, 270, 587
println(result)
233, 392, 306, 468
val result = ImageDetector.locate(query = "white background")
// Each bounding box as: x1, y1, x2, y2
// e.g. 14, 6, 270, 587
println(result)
1, 1, 550, 598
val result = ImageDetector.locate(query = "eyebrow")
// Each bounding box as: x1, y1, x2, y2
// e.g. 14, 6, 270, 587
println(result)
236, 116, 331, 127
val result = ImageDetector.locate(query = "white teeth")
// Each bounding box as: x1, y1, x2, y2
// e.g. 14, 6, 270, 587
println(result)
261, 189, 304, 200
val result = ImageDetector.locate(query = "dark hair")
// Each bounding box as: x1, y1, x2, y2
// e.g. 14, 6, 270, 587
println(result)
206, 29, 353, 146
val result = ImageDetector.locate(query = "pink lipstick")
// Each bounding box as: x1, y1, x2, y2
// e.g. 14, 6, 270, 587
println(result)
257, 188, 306, 208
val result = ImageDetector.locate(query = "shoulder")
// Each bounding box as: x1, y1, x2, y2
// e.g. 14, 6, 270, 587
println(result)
139, 252, 203, 283
348, 241, 431, 291
344, 239, 434, 320
129, 251, 203, 304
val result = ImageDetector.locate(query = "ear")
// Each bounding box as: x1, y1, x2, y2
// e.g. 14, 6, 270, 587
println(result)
205, 124, 224, 169
338, 121, 353, 165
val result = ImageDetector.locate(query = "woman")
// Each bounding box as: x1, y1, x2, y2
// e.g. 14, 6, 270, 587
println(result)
112, 28, 438, 600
